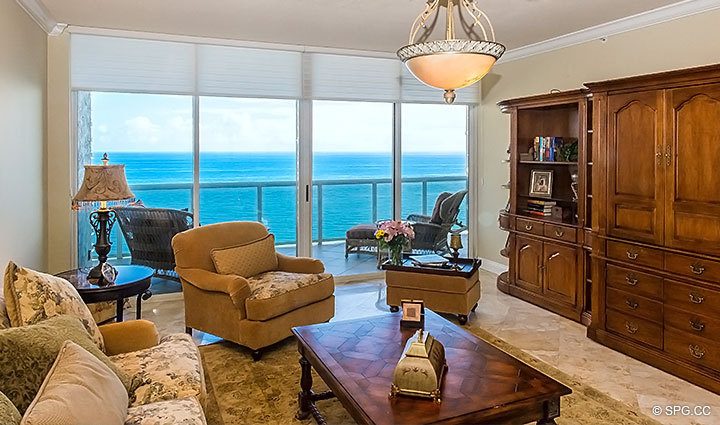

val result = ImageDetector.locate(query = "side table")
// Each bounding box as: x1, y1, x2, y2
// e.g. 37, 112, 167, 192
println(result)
55, 265, 153, 322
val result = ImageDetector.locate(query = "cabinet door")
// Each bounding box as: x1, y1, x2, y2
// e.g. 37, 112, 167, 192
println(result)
607, 91, 664, 245
515, 236, 542, 293
665, 84, 720, 255
543, 242, 578, 306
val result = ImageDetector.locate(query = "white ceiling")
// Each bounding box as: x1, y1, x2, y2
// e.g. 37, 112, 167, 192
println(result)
39, 0, 684, 52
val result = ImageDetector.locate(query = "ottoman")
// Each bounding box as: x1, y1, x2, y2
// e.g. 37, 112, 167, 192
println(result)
384, 258, 482, 325
345, 224, 380, 261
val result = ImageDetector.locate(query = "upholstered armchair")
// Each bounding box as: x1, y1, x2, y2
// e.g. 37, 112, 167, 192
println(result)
172, 221, 335, 360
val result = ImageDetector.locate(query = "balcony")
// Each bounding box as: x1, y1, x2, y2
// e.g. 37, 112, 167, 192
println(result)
95, 175, 467, 277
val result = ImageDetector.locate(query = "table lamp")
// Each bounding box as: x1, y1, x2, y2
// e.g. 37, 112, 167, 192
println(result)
72, 153, 134, 282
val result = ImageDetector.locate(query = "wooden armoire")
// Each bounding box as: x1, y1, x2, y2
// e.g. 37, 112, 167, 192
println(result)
499, 64, 720, 393
587, 65, 720, 394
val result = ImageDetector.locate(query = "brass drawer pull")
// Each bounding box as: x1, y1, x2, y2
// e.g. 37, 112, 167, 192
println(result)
625, 275, 638, 286
554, 228, 564, 237
690, 263, 706, 275
689, 344, 706, 359
689, 292, 705, 304
525, 224, 533, 231
626, 250, 639, 260
625, 322, 638, 334
690, 319, 706, 332
625, 299, 639, 310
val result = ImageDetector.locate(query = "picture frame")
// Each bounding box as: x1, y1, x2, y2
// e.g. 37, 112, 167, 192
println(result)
529, 170, 553, 198
400, 299, 425, 328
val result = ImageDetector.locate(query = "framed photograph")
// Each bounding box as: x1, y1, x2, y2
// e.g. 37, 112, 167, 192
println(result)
400, 299, 425, 328
529, 170, 553, 198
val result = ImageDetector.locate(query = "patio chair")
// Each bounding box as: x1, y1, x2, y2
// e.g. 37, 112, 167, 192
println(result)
114, 206, 194, 277
407, 189, 468, 253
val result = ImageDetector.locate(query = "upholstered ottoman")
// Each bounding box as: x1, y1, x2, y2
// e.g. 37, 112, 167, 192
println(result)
384, 258, 482, 325
344, 224, 380, 261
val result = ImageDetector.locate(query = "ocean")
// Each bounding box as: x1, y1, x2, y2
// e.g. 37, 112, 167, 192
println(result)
98, 152, 468, 245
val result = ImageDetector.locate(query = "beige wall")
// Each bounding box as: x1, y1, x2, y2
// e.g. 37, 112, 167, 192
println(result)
476, 9, 720, 265
0, 2, 47, 270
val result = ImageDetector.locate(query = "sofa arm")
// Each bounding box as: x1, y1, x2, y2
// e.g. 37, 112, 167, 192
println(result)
99, 320, 160, 356
176, 267, 251, 308
276, 253, 325, 274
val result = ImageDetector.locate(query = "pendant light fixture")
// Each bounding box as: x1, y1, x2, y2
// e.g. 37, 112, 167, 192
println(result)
397, 0, 505, 104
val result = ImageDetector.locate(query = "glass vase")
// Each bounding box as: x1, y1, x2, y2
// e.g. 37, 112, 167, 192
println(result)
388, 244, 404, 265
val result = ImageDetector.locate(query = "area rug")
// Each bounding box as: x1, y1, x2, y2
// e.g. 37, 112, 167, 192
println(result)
199, 323, 661, 425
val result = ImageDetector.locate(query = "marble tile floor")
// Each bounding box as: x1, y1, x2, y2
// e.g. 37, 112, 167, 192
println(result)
128, 270, 720, 425
277, 241, 381, 277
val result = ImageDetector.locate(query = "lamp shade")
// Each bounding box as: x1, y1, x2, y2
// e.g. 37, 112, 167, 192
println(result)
72, 164, 134, 206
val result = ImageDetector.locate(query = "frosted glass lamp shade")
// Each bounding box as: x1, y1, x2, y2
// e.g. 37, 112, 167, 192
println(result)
405, 53, 496, 90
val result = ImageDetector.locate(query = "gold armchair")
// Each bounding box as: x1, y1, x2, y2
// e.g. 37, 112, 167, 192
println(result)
172, 221, 335, 360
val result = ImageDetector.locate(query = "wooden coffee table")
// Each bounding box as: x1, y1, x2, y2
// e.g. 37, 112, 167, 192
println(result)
292, 310, 571, 425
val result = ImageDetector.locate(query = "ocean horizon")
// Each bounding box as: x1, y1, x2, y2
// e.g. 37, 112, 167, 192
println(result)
92, 151, 468, 245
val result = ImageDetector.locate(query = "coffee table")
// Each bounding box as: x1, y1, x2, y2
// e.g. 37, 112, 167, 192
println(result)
292, 310, 571, 425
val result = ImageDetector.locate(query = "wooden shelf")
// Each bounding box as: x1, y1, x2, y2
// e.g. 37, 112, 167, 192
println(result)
519, 161, 578, 165
519, 194, 577, 203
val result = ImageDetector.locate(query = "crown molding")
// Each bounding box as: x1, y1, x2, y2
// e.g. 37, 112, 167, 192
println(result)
15, 0, 67, 35
501, 0, 720, 63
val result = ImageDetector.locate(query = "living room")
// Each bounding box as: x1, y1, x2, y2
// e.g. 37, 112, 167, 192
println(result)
2, 0, 720, 424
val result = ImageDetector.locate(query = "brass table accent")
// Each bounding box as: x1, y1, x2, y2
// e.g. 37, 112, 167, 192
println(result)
390, 329, 447, 403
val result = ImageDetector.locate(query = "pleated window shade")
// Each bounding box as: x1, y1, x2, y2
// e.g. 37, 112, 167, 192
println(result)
70, 34, 479, 104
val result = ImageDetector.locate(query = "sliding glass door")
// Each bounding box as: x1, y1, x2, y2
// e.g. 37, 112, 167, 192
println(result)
199, 97, 297, 253
311, 101, 394, 275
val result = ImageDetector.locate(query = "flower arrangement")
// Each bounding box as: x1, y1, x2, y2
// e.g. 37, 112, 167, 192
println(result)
375, 220, 415, 265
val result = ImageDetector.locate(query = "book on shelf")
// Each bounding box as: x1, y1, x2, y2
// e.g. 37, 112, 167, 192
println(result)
525, 210, 552, 217
532, 136, 565, 162
527, 199, 556, 207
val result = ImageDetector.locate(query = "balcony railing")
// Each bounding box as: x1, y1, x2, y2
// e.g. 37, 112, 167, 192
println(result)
102, 175, 466, 261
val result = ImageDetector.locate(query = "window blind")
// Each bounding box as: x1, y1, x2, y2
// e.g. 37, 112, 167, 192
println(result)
70, 34, 196, 93
303, 53, 401, 102
196, 45, 302, 99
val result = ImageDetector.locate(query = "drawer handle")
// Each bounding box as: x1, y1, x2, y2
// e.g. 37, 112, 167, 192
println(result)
625, 322, 638, 334
625, 299, 639, 310
690, 319, 706, 332
689, 344, 706, 359
626, 250, 639, 260
625, 275, 638, 286
525, 224, 533, 231
689, 292, 705, 304
554, 228, 564, 237
690, 263, 706, 275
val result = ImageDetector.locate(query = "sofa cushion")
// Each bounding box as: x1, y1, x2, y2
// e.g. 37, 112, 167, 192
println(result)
0, 296, 10, 329
21, 341, 128, 425
124, 398, 206, 425
245, 271, 334, 321
211, 234, 279, 278
0, 391, 20, 425
111, 333, 205, 408
0, 315, 132, 414
3, 262, 104, 351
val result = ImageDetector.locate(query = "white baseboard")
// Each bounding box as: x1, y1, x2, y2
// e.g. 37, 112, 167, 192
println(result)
479, 258, 509, 276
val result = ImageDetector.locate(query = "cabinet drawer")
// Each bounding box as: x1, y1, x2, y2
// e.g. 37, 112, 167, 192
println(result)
606, 309, 663, 349
544, 224, 577, 243
665, 329, 720, 372
607, 287, 663, 323
665, 253, 720, 284
606, 264, 662, 299
665, 306, 720, 342
664, 280, 720, 318
516, 218, 544, 236
607, 241, 663, 269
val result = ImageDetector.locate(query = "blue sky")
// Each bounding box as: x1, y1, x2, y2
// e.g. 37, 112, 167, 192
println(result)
90, 92, 468, 153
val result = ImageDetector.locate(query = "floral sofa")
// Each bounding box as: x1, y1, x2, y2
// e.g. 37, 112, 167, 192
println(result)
0, 263, 206, 424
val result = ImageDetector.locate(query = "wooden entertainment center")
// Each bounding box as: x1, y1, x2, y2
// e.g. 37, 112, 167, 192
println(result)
498, 64, 720, 393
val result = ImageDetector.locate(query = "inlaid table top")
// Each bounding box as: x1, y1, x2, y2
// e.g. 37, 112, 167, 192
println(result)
293, 310, 571, 425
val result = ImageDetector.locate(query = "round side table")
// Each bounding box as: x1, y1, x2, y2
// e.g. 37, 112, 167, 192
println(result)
55, 265, 153, 322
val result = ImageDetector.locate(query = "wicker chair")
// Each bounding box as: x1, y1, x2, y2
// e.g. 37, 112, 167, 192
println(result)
114, 207, 194, 277
407, 189, 468, 253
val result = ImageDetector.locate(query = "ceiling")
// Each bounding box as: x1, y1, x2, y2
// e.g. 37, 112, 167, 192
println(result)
39, 0, 684, 52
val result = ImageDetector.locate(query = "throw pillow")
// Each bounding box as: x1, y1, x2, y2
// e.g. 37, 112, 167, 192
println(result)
0, 315, 132, 414
211, 234, 279, 278
3, 261, 105, 351
21, 341, 128, 425
0, 391, 20, 425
